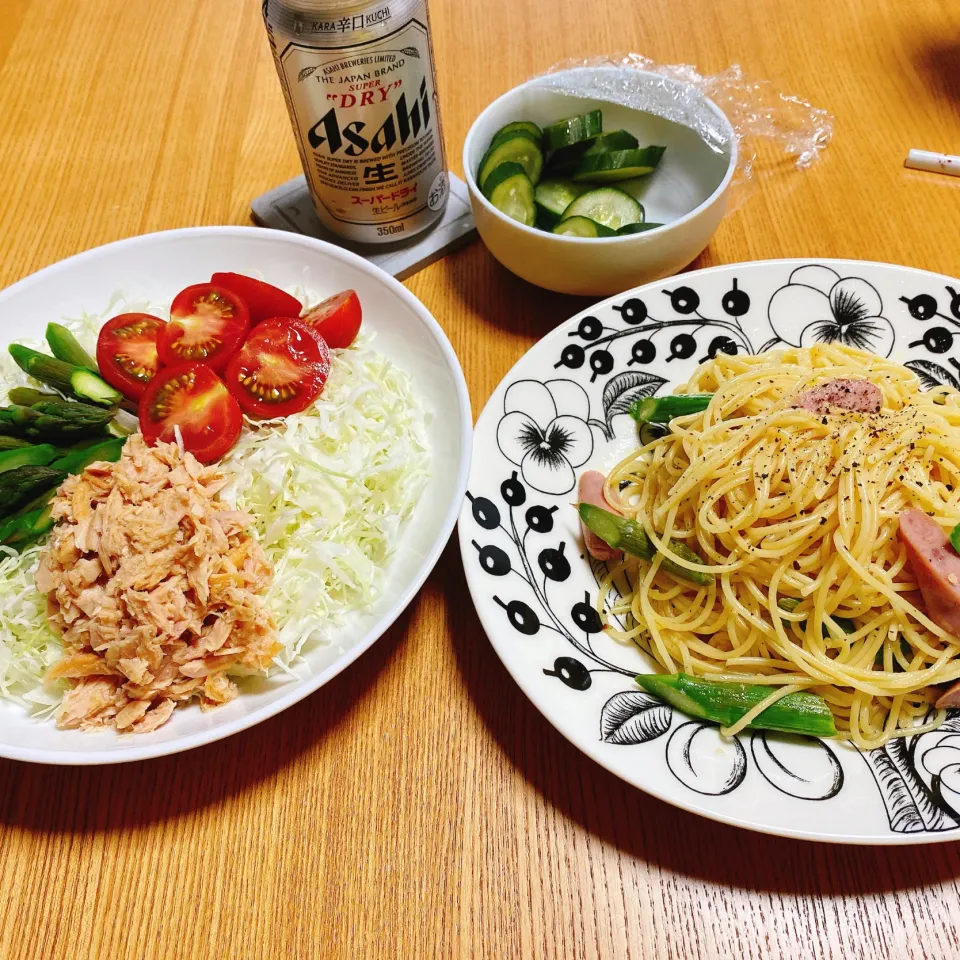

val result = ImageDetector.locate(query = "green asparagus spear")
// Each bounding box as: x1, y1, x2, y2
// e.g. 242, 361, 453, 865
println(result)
2, 485, 56, 518
0, 400, 115, 442
28, 399, 107, 418
7, 388, 65, 407
874, 638, 914, 672
67, 434, 119, 451
45, 323, 97, 370
0, 436, 32, 451
5, 503, 54, 548
638, 421, 668, 446
578, 503, 714, 585
824, 615, 856, 635
0, 438, 126, 549
635, 672, 837, 737
777, 597, 856, 637
0, 465, 65, 515
106, 418, 134, 438
50, 436, 125, 474
8, 344, 120, 407
0, 488, 57, 548
630, 393, 713, 424
0, 443, 58, 474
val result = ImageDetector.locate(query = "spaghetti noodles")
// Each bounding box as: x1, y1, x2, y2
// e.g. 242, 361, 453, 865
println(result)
600, 343, 960, 749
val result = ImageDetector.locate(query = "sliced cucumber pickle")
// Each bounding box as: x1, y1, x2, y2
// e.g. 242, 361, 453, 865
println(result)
545, 130, 644, 177
534, 179, 584, 218
544, 140, 599, 177
542, 110, 602, 151
490, 121, 542, 147
552, 217, 616, 238
561, 187, 644, 230
547, 130, 641, 176
478, 135, 543, 188
482, 162, 536, 226
535, 204, 562, 230
534, 179, 584, 229
617, 221, 664, 235
488, 129, 540, 153
572, 146, 666, 183
583, 129, 640, 156
479, 109, 667, 238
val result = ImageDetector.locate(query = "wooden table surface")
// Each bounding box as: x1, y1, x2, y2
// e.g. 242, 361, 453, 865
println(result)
2, 0, 960, 957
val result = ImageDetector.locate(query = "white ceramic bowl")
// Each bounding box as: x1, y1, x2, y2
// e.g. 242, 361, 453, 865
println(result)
0, 226, 471, 765
462, 67, 737, 296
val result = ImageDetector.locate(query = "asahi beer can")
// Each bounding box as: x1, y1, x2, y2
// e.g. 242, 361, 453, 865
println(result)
263, 0, 449, 244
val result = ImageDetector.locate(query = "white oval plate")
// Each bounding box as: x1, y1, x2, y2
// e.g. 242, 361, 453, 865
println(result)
0, 226, 471, 765
460, 258, 960, 844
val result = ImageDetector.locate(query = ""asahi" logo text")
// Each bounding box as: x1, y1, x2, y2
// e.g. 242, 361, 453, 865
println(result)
307, 78, 431, 156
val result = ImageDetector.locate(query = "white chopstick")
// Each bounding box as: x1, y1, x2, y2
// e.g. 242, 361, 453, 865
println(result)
905, 149, 960, 178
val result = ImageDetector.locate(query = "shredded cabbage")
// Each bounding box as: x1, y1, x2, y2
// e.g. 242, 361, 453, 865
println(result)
222, 334, 430, 662
0, 544, 64, 711
0, 293, 430, 710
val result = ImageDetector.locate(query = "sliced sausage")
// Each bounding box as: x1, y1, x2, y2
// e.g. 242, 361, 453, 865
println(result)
899, 509, 960, 636
898, 509, 960, 710
578, 470, 622, 562
936, 681, 960, 710
793, 378, 882, 415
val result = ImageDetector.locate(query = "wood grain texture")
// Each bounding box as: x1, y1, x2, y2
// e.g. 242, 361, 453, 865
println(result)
2, 0, 960, 957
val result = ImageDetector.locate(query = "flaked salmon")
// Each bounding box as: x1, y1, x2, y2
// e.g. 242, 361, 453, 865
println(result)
37, 435, 279, 733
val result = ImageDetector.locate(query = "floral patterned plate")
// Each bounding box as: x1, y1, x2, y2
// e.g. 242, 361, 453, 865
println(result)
459, 259, 960, 844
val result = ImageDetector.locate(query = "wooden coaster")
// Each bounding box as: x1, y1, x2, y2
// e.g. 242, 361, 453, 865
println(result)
250, 172, 477, 280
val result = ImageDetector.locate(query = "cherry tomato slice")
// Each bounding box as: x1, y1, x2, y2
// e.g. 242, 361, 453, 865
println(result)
225, 318, 331, 419
159, 283, 250, 373
210, 272, 302, 324
138, 362, 242, 462
96, 313, 166, 401
300, 289, 362, 349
